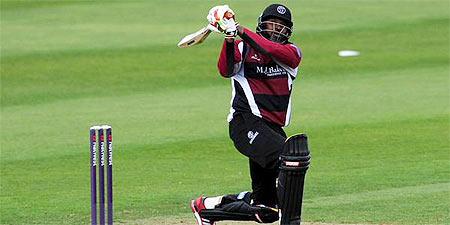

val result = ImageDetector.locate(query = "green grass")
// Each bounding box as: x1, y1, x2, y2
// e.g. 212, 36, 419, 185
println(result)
1, 0, 449, 224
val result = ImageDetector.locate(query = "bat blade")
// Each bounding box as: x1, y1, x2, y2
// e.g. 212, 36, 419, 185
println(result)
177, 26, 212, 48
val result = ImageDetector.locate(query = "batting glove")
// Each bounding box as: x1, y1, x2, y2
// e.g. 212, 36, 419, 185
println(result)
224, 20, 238, 39
207, 5, 236, 33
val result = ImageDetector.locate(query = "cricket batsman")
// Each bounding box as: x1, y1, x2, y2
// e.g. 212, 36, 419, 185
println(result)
191, 4, 311, 225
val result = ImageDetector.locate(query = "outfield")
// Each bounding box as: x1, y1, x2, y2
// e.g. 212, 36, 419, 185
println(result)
1, 0, 449, 224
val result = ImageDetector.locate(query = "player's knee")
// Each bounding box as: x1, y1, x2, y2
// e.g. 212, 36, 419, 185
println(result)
279, 133, 310, 173
255, 205, 279, 223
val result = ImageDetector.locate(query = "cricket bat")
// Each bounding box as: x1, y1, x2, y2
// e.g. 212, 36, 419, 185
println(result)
177, 26, 212, 48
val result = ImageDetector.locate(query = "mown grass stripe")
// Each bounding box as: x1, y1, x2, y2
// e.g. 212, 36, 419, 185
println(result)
306, 183, 450, 207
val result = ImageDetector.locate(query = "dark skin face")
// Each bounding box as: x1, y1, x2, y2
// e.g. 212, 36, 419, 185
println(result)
264, 18, 289, 37
228, 18, 289, 43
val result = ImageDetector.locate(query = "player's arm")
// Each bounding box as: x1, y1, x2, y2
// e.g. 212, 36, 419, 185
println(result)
207, 5, 242, 77
218, 39, 242, 77
236, 26, 301, 68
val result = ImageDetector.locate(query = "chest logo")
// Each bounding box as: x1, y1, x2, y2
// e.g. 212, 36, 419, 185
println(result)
250, 54, 261, 62
256, 65, 287, 76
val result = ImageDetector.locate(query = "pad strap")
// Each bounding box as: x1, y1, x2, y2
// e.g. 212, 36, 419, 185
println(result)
279, 155, 310, 171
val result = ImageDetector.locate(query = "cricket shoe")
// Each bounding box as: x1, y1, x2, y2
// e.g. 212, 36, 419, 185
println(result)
190, 196, 215, 225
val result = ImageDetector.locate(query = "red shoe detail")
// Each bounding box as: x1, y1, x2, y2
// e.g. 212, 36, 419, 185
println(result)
190, 196, 215, 225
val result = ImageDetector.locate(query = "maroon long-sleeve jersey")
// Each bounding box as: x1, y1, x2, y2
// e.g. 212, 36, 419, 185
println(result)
217, 28, 302, 127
